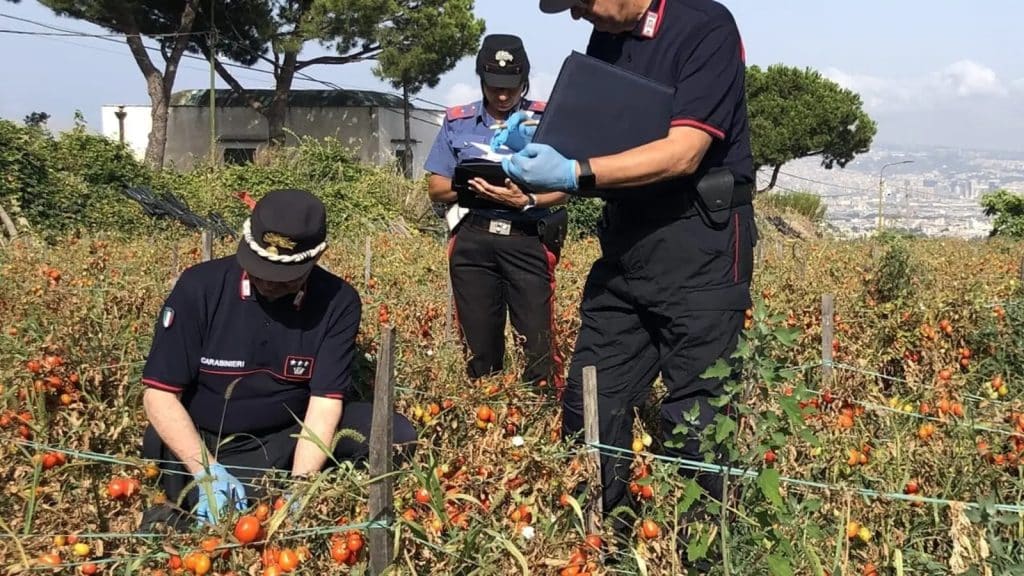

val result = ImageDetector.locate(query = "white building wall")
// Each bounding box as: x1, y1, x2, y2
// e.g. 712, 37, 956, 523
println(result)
100, 103, 443, 177
376, 107, 444, 178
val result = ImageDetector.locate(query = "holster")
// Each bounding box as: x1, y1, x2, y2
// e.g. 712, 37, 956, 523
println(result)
694, 167, 737, 230
536, 208, 569, 259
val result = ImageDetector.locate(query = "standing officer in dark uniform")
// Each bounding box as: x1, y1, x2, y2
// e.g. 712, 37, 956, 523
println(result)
500, 0, 756, 536
140, 189, 417, 528
424, 34, 569, 389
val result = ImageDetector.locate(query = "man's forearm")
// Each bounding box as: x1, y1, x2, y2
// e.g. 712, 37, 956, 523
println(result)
535, 191, 569, 208
586, 126, 713, 189
143, 388, 213, 475
292, 397, 343, 477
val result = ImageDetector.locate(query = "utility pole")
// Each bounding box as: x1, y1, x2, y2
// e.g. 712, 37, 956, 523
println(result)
402, 83, 413, 179
208, 0, 217, 166
877, 160, 914, 231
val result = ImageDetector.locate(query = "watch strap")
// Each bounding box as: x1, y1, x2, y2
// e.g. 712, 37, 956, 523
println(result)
578, 159, 596, 191
521, 193, 537, 211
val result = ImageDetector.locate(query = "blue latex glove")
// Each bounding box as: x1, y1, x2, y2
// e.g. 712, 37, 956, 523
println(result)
502, 144, 578, 192
489, 111, 537, 152
192, 463, 247, 525
277, 490, 304, 515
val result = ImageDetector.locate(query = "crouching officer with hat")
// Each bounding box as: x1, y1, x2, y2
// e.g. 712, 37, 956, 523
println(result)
499, 0, 757, 543
139, 189, 417, 529
424, 34, 570, 389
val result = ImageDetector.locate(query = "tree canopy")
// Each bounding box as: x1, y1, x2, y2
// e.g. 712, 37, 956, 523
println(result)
193, 0, 485, 144
32, 0, 484, 155
747, 64, 877, 193
981, 189, 1024, 239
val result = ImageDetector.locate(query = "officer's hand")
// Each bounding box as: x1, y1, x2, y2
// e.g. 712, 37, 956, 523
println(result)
192, 463, 247, 525
502, 144, 578, 193
489, 111, 537, 152
469, 177, 530, 209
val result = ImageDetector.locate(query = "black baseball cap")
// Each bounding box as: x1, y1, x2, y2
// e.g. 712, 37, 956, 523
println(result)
476, 34, 530, 89
539, 0, 578, 13
236, 189, 328, 283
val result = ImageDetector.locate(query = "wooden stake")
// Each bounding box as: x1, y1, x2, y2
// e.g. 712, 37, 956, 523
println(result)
368, 325, 395, 575
364, 236, 372, 288
445, 277, 454, 340
582, 366, 603, 536
821, 294, 834, 384
201, 230, 213, 262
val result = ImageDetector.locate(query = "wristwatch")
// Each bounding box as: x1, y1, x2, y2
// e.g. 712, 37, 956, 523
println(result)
521, 193, 537, 211
577, 159, 596, 191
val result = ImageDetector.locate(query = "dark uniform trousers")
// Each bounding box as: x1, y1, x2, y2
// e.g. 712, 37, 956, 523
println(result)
562, 202, 755, 528
142, 402, 417, 513
448, 215, 562, 387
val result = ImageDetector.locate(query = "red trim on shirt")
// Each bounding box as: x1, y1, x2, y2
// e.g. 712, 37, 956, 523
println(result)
671, 118, 726, 140
239, 271, 251, 300
199, 367, 310, 382
319, 392, 345, 400
739, 37, 746, 64
651, 0, 666, 37
634, 0, 666, 38
446, 236, 463, 341
733, 213, 740, 283
446, 104, 477, 121
142, 378, 184, 392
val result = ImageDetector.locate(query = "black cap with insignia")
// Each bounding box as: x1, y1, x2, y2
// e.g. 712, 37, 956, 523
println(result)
476, 34, 530, 89
236, 189, 328, 283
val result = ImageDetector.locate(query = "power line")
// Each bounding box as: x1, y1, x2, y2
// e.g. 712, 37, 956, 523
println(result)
759, 171, 862, 198
0, 27, 209, 38
774, 169, 877, 193
0, 14, 324, 90
762, 168, 981, 202
2, 28, 280, 87
0, 12, 207, 37
3, 11, 450, 111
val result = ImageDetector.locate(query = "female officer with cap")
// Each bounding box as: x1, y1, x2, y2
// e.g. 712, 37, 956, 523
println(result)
424, 34, 568, 390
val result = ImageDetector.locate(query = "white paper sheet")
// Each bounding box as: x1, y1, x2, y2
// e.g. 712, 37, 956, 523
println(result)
467, 141, 510, 162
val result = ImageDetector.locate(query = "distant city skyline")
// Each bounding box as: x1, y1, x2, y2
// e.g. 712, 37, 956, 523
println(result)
1, 0, 1022, 151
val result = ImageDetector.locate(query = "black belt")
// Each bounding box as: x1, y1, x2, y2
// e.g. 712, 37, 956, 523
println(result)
462, 213, 539, 236
605, 182, 754, 223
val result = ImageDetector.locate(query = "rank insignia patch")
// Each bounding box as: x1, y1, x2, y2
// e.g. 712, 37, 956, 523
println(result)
284, 356, 314, 378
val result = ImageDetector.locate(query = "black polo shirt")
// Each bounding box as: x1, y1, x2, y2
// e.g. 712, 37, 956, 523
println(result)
141, 257, 361, 435
587, 0, 754, 192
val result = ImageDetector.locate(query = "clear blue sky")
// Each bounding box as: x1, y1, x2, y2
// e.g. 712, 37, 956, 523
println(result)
2, 0, 1022, 150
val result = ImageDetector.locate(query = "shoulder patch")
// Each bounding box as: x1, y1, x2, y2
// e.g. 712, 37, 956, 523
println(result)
526, 100, 547, 113
446, 103, 478, 121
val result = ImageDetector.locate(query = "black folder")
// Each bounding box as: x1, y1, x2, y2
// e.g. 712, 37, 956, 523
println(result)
532, 52, 675, 163
532, 51, 674, 178
452, 159, 511, 210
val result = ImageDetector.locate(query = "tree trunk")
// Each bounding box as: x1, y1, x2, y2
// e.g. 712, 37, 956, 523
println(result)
125, 34, 169, 168
121, 1, 199, 169
402, 84, 413, 178
757, 164, 782, 194
146, 86, 171, 168
0, 201, 17, 241
266, 50, 299, 146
